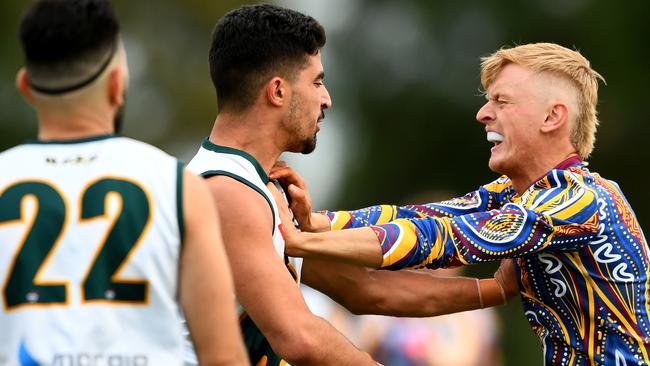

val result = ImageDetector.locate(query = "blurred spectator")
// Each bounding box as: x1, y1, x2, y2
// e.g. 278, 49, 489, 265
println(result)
303, 266, 502, 366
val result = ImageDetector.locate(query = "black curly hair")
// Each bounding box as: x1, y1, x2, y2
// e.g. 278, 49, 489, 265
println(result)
209, 4, 326, 112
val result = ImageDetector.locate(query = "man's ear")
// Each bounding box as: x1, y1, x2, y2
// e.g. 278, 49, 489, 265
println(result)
16, 67, 35, 104
541, 102, 569, 133
107, 67, 125, 107
266, 76, 287, 107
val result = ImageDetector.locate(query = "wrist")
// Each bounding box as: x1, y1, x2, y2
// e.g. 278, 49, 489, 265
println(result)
478, 278, 507, 308
309, 212, 331, 232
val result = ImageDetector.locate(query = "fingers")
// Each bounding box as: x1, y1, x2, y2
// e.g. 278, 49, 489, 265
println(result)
272, 160, 287, 169
286, 184, 314, 227
269, 161, 307, 190
269, 165, 316, 231
494, 259, 519, 299
269, 161, 290, 179
287, 184, 308, 204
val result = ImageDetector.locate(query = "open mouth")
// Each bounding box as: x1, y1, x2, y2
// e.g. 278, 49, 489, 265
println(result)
487, 131, 504, 150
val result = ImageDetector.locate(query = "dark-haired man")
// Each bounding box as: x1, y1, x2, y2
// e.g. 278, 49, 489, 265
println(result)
187, 4, 516, 365
0, 1, 248, 365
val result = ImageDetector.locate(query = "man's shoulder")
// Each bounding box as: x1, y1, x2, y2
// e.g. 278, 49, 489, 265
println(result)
0, 144, 26, 161
188, 147, 269, 190
110, 136, 177, 160
205, 174, 274, 211
0, 143, 47, 169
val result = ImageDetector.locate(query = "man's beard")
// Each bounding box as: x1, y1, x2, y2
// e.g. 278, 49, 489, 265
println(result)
301, 133, 317, 155
300, 110, 324, 154
113, 94, 126, 133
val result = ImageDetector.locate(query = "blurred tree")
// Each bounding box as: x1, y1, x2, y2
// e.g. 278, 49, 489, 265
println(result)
0, 2, 35, 147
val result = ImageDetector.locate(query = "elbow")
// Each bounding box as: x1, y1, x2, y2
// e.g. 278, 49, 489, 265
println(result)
269, 322, 322, 364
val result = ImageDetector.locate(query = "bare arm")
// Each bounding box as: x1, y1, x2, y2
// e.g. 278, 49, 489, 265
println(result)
286, 226, 383, 267
179, 171, 249, 366
264, 183, 517, 317
302, 258, 516, 317
205, 176, 376, 366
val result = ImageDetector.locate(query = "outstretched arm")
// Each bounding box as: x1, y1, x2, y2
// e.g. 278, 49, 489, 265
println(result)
302, 258, 517, 317
180, 171, 249, 366
274, 171, 600, 270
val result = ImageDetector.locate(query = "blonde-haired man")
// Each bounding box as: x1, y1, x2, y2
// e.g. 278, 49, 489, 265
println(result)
273, 43, 650, 365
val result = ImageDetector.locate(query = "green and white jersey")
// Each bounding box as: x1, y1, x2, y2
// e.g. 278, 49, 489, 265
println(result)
0, 135, 185, 366
185, 138, 303, 366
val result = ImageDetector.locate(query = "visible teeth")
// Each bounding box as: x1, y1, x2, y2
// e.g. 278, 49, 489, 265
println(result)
487, 131, 504, 143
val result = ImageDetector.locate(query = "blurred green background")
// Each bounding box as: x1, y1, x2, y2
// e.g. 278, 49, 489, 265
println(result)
2, 0, 648, 364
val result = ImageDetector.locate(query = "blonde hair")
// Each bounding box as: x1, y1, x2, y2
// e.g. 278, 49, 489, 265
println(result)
480, 43, 606, 159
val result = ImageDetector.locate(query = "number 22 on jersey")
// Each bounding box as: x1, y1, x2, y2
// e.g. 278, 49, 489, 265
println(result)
0, 177, 151, 311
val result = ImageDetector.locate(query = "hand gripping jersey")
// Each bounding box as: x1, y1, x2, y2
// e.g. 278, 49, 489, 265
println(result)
0, 135, 185, 365
327, 156, 650, 365
186, 138, 303, 366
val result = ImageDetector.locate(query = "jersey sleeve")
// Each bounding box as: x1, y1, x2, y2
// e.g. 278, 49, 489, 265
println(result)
326, 176, 513, 230
373, 170, 600, 270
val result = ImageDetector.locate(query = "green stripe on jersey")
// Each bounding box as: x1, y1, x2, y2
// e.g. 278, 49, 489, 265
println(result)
176, 160, 185, 242
25, 134, 119, 145
200, 138, 269, 183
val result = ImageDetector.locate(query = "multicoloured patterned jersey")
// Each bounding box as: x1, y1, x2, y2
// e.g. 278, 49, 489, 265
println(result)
326, 157, 650, 365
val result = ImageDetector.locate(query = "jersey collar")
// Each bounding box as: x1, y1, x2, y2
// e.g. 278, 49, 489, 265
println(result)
201, 137, 270, 183
25, 134, 120, 145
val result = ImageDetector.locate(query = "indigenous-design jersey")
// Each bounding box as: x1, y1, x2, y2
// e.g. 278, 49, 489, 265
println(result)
0, 135, 185, 365
186, 138, 302, 366
327, 156, 650, 365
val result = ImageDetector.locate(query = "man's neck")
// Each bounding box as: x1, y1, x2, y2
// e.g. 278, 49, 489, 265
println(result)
208, 113, 283, 175
37, 110, 114, 141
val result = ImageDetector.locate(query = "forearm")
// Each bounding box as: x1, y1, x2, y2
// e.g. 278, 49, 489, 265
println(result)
289, 228, 383, 268
303, 260, 510, 318
349, 270, 507, 317
393, 276, 506, 316
290, 317, 376, 365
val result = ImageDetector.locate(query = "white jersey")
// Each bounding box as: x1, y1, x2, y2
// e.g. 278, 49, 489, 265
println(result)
187, 138, 303, 295
0, 135, 185, 366
185, 138, 303, 365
